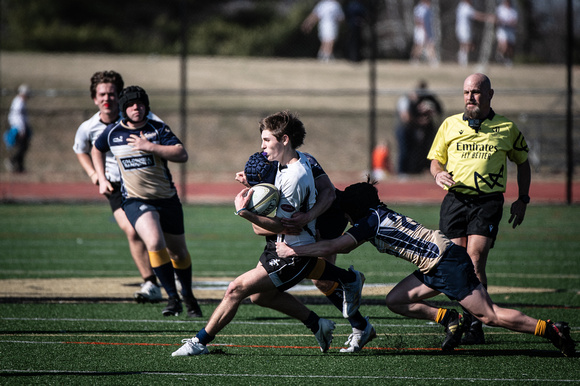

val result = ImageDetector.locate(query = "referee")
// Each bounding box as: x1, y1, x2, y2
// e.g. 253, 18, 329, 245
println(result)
428, 73, 531, 345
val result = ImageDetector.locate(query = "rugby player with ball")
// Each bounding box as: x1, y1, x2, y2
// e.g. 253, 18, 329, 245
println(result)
172, 111, 365, 356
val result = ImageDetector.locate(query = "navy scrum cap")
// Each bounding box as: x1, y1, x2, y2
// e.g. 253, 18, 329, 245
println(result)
119, 86, 150, 117
244, 152, 277, 186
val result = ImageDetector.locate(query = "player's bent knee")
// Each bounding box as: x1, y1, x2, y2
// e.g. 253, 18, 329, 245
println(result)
223, 281, 247, 302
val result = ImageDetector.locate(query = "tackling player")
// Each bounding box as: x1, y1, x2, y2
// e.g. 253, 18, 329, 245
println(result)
276, 180, 575, 357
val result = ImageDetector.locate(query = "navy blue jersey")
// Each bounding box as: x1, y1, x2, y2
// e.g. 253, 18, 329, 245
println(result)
303, 152, 326, 180
94, 119, 182, 200
345, 205, 453, 274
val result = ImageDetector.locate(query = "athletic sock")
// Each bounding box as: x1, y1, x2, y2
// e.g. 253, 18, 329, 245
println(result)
304, 311, 321, 334
436, 308, 449, 326
149, 249, 178, 298
324, 285, 367, 330
196, 328, 215, 346
144, 275, 158, 286
316, 263, 355, 284
534, 319, 548, 337
172, 253, 193, 298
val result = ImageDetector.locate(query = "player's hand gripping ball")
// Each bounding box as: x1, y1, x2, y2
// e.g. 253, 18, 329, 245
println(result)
247, 183, 279, 216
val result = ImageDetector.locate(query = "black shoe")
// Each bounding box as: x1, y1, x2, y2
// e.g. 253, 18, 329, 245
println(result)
162, 295, 182, 317
184, 294, 203, 318
441, 309, 464, 351
546, 320, 576, 357
461, 320, 485, 345
459, 311, 485, 345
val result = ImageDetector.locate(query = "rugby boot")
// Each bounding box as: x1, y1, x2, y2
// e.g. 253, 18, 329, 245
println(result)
441, 309, 465, 351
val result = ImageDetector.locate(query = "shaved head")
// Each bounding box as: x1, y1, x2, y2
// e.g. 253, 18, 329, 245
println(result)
463, 73, 494, 119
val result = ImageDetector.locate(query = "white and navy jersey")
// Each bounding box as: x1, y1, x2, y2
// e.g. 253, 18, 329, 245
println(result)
275, 151, 317, 247
73, 112, 162, 183
345, 205, 453, 274
94, 119, 181, 200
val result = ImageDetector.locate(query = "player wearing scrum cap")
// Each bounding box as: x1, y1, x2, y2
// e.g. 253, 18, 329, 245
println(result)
92, 85, 202, 319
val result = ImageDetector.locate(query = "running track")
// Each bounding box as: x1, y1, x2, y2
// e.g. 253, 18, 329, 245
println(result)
1, 179, 578, 204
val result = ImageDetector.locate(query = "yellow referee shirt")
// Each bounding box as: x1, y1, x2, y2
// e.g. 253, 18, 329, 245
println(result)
427, 112, 528, 195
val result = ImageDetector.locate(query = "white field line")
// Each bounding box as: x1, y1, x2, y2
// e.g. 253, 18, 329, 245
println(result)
0, 369, 578, 383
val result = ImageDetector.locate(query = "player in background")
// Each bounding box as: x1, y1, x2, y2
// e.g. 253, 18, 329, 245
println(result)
455, 0, 493, 66
236, 151, 375, 353
495, 0, 518, 66
428, 73, 531, 345
302, 0, 344, 62
276, 180, 575, 357
172, 111, 364, 356
73, 71, 162, 303
92, 86, 202, 318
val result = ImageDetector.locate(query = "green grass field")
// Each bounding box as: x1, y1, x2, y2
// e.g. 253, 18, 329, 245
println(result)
1, 203, 579, 384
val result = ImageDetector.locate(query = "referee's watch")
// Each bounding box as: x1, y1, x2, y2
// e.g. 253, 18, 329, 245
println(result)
518, 195, 530, 204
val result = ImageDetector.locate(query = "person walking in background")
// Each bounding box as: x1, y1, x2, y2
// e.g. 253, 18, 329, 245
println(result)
302, 0, 345, 62
73, 71, 162, 304
455, 0, 493, 66
428, 73, 531, 345
495, 0, 518, 66
410, 0, 437, 66
4, 84, 33, 173
344, 0, 367, 63
395, 80, 442, 176
172, 111, 364, 356
276, 180, 575, 357
92, 85, 202, 318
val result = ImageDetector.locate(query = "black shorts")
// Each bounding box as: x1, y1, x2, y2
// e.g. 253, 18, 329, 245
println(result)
106, 182, 123, 212
413, 244, 481, 301
122, 194, 185, 235
439, 191, 504, 243
316, 198, 348, 240
259, 240, 318, 292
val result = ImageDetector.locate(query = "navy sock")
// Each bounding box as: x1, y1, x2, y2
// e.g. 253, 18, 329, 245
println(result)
152, 262, 178, 298
174, 265, 193, 298
196, 328, 214, 346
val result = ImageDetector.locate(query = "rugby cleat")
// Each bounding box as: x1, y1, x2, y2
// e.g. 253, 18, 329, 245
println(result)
340, 316, 376, 353
314, 318, 336, 353
461, 312, 485, 345
546, 320, 576, 357
134, 281, 163, 303
162, 295, 182, 317
441, 309, 465, 351
183, 294, 203, 318
171, 337, 209, 356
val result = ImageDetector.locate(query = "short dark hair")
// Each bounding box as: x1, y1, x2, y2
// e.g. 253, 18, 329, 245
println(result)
259, 111, 306, 149
338, 178, 381, 222
90, 71, 124, 99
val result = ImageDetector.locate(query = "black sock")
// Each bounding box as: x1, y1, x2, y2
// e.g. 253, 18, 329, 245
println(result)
144, 275, 158, 286
303, 311, 320, 334
325, 288, 367, 330
317, 264, 355, 284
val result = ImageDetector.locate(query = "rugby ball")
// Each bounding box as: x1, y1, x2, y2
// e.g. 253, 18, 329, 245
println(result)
247, 183, 279, 216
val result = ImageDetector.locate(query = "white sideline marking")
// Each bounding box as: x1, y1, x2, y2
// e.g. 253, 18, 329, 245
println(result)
0, 369, 578, 383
